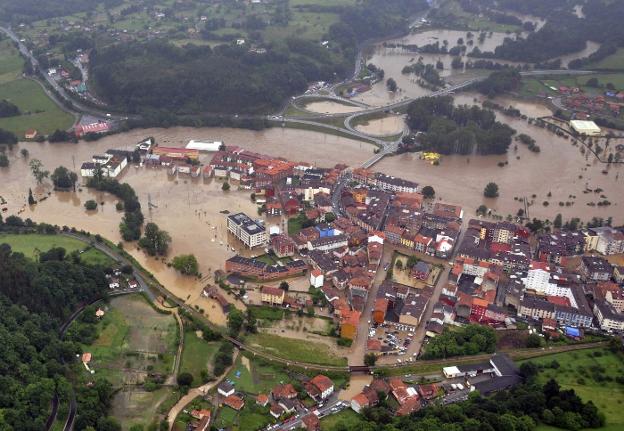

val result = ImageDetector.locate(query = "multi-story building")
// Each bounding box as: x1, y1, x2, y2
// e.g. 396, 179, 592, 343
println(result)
593, 300, 624, 331
261, 286, 285, 305
227, 212, 267, 248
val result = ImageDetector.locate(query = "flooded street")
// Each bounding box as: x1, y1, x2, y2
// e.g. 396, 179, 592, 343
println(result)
0, 127, 370, 325
338, 374, 372, 401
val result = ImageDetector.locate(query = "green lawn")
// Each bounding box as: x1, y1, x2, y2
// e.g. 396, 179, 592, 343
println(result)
178, 331, 221, 386
0, 233, 114, 266
225, 354, 290, 395
0, 39, 74, 137
320, 410, 365, 430
245, 333, 347, 366
520, 348, 624, 431
248, 306, 285, 321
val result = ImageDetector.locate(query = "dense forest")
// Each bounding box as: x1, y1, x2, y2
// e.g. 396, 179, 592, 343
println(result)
469, 0, 624, 64
0, 224, 117, 430
476, 69, 522, 97
345, 379, 603, 431
89, 0, 429, 115
406, 96, 516, 155
420, 324, 496, 359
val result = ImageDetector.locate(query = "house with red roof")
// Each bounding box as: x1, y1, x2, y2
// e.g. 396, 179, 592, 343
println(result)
223, 395, 245, 411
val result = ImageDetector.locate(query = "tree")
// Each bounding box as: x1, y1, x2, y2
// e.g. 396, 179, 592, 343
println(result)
227, 309, 245, 336
51, 166, 78, 190
20, 148, 28, 158
28, 188, 36, 205
526, 333, 542, 348
324, 212, 336, 223
553, 213, 563, 229
395, 259, 403, 270
421, 185, 435, 199
171, 254, 199, 275
138, 222, 171, 256
476, 204, 488, 215
84, 200, 98, 210
29, 159, 49, 184
177, 372, 193, 387
279, 281, 289, 291
483, 182, 499, 198
364, 353, 377, 366
222, 181, 230, 191
0, 153, 8, 167
386, 77, 397, 92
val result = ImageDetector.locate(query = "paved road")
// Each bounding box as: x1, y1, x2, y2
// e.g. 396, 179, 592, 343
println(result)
273, 397, 346, 431
0, 26, 126, 122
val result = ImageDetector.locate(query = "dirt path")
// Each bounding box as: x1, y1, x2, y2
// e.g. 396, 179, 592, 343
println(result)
166, 349, 239, 430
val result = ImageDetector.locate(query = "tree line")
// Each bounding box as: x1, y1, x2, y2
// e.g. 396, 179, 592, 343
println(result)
342, 378, 603, 431
406, 96, 516, 155
0, 231, 119, 430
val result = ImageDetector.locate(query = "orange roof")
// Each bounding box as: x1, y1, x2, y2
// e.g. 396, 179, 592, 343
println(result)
311, 268, 322, 277
223, 395, 245, 411
256, 394, 269, 405
472, 298, 490, 308
374, 298, 389, 313
351, 393, 370, 407
340, 310, 361, 326
367, 338, 382, 351
190, 409, 211, 420
310, 375, 333, 393
388, 377, 406, 392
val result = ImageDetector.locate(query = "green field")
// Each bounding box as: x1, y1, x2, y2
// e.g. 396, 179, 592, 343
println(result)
320, 409, 365, 430
589, 49, 624, 71
178, 331, 221, 386
245, 332, 347, 366
0, 39, 74, 136
225, 354, 290, 395
520, 348, 624, 431
77, 294, 179, 429
0, 233, 114, 266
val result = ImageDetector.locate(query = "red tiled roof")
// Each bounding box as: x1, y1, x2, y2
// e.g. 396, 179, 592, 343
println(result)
223, 395, 244, 411
310, 375, 333, 393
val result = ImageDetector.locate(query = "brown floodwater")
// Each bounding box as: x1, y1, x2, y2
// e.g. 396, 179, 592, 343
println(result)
338, 374, 373, 401
355, 115, 406, 136
376, 92, 624, 224
0, 127, 370, 325
356, 27, 600, 107
304, 101, 363, 114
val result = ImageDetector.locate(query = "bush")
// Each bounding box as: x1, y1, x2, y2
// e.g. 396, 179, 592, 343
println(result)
84, 200, 98, 210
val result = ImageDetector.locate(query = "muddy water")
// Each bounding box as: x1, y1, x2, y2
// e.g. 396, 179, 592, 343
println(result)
0, 127, 370, 325
555, 41, 601, 68
304, 101, 362, 114
338, 374, 373, 401
355, 115, 406, 136
356, 26, 600, 107
376, 92, 624, 224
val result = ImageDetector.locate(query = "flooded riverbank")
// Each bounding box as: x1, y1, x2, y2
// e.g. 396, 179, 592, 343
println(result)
377, 92, 624, 224
0, 127, 371, 325
355, 115, 406, 136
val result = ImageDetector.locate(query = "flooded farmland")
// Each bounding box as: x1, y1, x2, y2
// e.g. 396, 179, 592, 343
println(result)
376, 93, 624, 224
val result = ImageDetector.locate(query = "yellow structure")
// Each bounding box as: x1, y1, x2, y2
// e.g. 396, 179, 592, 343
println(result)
421, 152, 441, 163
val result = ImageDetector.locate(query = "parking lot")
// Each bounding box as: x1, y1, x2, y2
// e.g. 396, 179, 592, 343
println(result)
368, 323, 418, 363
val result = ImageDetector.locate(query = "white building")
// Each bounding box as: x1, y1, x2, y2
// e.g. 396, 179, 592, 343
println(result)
227, 212, 267, 248
186, 140, 222, 152
570, 120, 601, 136
310, 269, 324, 288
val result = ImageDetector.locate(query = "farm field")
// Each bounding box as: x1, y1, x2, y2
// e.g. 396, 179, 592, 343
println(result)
0, 40, 74, 136
0, 233, 114, 266
178, 331, 222, 386
520, 348, 624, 431
76, 294, 179, 429
245, 332, 347, 366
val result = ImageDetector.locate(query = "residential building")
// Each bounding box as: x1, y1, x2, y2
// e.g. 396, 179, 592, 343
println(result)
227, 212, 267, 248
261, 286, 285, 305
